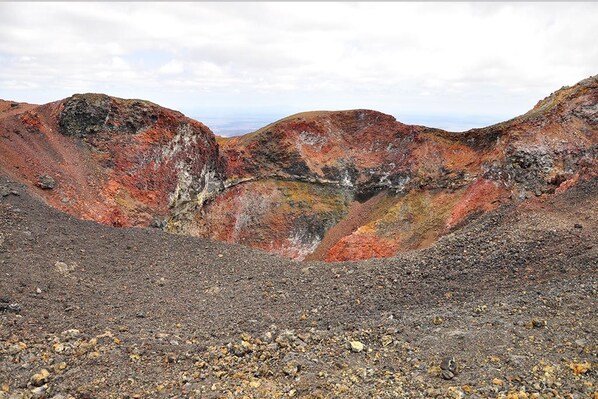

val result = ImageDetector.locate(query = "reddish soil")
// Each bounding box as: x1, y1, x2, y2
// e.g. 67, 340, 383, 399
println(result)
304, 191, 387, 261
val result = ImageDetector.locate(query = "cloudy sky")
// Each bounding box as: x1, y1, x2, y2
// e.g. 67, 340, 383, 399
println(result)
1, 2, 597, 135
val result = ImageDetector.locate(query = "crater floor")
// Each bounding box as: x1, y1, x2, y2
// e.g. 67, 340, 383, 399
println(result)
1, 175, 596, 398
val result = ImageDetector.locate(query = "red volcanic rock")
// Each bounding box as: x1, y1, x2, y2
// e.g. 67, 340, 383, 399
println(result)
197, 76, 597, 261
0, 94, 223, 228
444, 178, 508, 231
220, 110, 421, 189
1, 76, 596, 262
191, 179, 350, 260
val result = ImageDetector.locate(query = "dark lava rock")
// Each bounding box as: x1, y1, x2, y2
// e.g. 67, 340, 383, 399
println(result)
58, 94, 159, 137
37, 175, 55, 190
441, 369, 455, 380
531, 319, 546, 328
59, 94, 113, 137
0, 301, 22, 313
440, 356, 457, 380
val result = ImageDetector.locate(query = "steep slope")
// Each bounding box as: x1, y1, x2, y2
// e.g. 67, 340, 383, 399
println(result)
190, 76, 598, 260
0, 94, 223, 228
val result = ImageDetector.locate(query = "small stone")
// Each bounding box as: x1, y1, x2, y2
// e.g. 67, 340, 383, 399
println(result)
165, 353, 177, 363
257, 364, 272, 377
52, 342, 66, 353
0, 187, 19, 197
349, 341, 364, 353
0, 302, 21, 314
381, 335, 393, 347
574, 223, 583, 229
30, 369, 50, 387
568, 362, 591, 375
531, 319, 546, 328
282, 361, 300, 377
440, 356, 457, 373
54, 362, 67, 372
55, 261, 76, 275
240, 332, 252, 342
229, 342, 250, 357
37, 175, 55, 190
249, 380, 261, 388
263, 331, 273, 343
61, 329, 81, 340
492, 377, 504, 386
441, 370, 455, 380
205, 286, 221, 295
8, 342, 27, 354
474, 305, 488, 315
30, 385, 46, 397
275, 330, 297, 348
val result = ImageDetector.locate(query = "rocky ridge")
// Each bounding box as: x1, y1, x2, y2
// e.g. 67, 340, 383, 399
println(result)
0, 76, 597, 261
195, 76, 598, 260
0, 94, 223, 229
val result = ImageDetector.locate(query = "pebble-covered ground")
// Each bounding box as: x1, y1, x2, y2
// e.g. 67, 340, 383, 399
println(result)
1, 175, 596, 398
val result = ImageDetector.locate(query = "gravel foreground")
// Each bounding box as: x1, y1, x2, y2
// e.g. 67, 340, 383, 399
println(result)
0, 175, 596, 398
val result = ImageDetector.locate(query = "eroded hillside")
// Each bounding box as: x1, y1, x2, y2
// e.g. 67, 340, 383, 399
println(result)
192, 76, 598, 260
0, 94, 223, 228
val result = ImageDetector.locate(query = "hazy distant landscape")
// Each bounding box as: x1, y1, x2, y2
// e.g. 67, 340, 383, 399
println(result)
195, 114, 285, 137
198, 113, 504, 137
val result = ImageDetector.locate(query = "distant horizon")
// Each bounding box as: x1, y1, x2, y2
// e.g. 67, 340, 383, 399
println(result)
194, 111, 508, 137
0, 87, 557, 136
2, 2, 596, 136
1, 89, 521, 135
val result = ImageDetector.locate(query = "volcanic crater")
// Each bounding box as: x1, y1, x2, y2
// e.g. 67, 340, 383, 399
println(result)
1, 76, 596, 262
0, 76, 597, 398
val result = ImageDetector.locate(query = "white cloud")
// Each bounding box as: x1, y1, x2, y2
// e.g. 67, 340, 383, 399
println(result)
0, 2, 596, 132
159, 60, 185, 76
